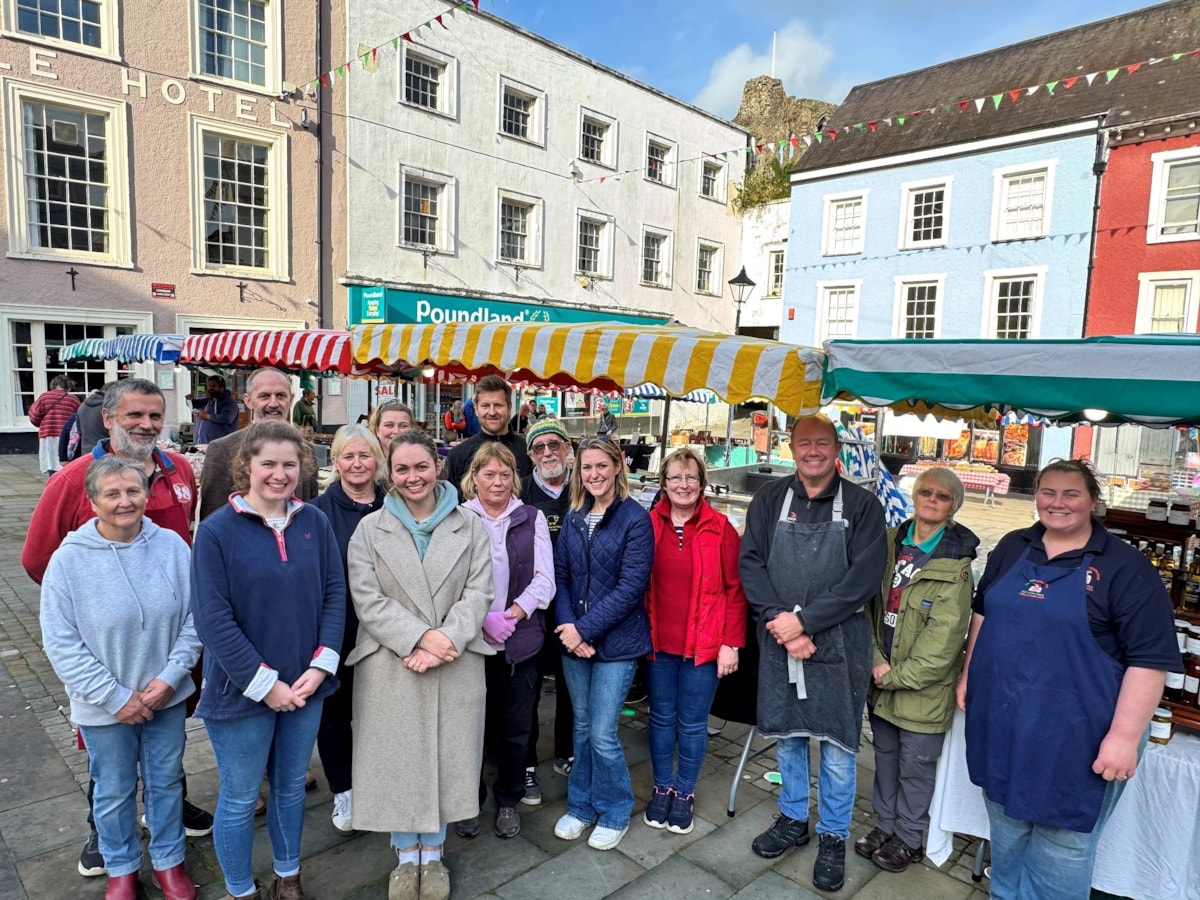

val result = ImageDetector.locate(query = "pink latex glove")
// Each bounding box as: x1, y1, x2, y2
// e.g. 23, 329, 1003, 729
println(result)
482, 610, 517, 644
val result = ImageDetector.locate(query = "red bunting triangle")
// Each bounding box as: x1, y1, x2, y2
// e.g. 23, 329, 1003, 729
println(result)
868, 121, 877, 132
320, 74, 329, 87
436, 14, 447, 28
1063, 76, 1079, 89
755, 143, 764, 152
1007, 90, 1020, 103
827, 130, 836, 141
1125, 62, 1142, 74
912, 110, 921, 118
372, 47, 378, 62
958, 100, 969, 111
471, 0, 479, 8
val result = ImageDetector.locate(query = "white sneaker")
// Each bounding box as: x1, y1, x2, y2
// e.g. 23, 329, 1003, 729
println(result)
588, 824, 628, 850
331, 789, 353, 833
553, 813, 593, 840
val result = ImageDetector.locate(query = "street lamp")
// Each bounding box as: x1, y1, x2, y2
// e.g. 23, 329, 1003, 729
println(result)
724, 266, 756, 467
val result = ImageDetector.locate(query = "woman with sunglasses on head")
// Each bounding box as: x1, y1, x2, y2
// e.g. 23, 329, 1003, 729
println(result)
552, 436, 653, 852
855, 467, 977, 874
642, 448, 746, 836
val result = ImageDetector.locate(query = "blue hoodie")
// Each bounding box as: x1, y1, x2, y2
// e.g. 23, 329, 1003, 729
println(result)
40, 518, 200, 727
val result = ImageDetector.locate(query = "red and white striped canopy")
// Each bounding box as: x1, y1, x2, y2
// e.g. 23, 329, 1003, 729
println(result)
180, 330, 393, 376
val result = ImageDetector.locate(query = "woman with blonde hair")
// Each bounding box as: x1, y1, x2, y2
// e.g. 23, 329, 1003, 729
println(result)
368, 401, 414, 448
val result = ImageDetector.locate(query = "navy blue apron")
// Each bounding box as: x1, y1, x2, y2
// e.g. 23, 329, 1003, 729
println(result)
965, 547, 1123, 832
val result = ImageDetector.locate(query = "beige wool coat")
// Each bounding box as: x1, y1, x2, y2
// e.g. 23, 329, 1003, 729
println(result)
346, 503, 495, 834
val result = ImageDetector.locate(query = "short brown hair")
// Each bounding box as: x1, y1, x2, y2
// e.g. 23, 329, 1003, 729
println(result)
460, 442, 521, 501
1035, 458, 1101, 502
231, 422, 317, 492
475, 374, 510, 397
661, 447, 709, 491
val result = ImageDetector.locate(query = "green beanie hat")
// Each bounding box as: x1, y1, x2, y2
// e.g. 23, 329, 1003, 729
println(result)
526, 417, 569, 448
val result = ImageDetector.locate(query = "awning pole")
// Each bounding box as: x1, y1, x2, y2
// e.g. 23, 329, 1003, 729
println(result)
723, 402, 734, 468
435, 381, 441, 441
658, 397, 672, 465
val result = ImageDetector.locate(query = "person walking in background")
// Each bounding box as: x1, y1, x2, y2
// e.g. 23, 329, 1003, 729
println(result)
443, 376, 531, 500
443, 400, 467, 440
552, 437, 653, 852
192, 375, 240, 445
594, 400, 619, 438
346, 430, 493, 900
456, 443, 554, 841
291, 388, 317, 431
41, 455, 201, 900
739, 414, 887, 893
367, 401, 414, 450
310, 425, 387, 835
856, 467, 977, 874
191, 421, 345, 900
30, 374, 80, 475
77, 381, 113, 456
643, 449, 746, 836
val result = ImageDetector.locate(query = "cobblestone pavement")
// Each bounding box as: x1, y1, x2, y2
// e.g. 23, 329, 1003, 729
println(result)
0, 454, 1017, 898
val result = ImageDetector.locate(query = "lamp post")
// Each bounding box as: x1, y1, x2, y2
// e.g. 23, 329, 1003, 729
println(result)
723, 266, 756, 468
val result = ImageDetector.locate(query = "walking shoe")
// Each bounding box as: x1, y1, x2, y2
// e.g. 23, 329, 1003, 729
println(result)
267, 873, 305, 900
666, 792, 694, 835
154, 862, 198, 900
454, 816, 480, 839
521, 768, 542, 806
553, 757, 573, 776
642, 786, 672, 829
182, 799, 214, 837
587, 823, 628, 850
553, 813, 594, 840
871, 834, 923, 873
104, 872, 138, 900
331, 790, 354, 833
78, 828, 106, 877
853, 826, 891, 860
495, 807, 521, 838
813, 833, 847, 892
387, 862, 419, 900
419, 859, 450, 900
751, 813, 810, 859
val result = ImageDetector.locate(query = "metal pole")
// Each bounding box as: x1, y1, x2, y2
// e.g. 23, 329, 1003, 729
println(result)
434, 381, 441, 441
723, 304, 743, 468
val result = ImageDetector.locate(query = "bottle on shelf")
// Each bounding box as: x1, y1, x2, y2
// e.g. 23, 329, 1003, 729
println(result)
1183, 550, 1200, 614
1183, 628, 1200, 708
1157, 545, 1176, 600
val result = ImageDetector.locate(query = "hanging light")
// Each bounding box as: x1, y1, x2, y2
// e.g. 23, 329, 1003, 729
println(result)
1083, 408, 1108, 422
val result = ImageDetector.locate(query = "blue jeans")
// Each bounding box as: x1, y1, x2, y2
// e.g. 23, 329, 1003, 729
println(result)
561, 656, 637, 830
80, 702, 187, 877
391, 823, 447, 850
774, 735, 857, 839
646, 652, 719, 795
205, 701, 323, 898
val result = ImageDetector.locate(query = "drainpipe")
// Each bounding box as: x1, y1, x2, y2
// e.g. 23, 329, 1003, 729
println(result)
1081, 116, 1107, 338
314, 0, 327, 422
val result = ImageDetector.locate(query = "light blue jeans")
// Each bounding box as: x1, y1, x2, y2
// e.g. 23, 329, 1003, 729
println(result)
391, 823, 448, 850
205, 701, 323, 898
561, 656, 637, 830
775, 735, 857, 839
80, 702, 188, 877
646, 652, 720, 796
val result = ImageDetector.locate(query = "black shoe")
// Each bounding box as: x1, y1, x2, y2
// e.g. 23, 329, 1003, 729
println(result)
642, 786, 672, 829
751, 813, 810, 859
813, 833, 846, 892
454, 816, 480, 839
871, 834, 923, 873
77, 828, 106, 877
853, 826, 890, 860
182, 799, 214, 837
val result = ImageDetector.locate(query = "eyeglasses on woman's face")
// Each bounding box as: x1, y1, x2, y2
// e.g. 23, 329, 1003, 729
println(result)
663, 474, 701, 485
916, 487, 954, 503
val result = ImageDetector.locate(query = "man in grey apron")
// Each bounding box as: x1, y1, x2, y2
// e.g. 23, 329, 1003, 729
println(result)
739, 415, 887, 892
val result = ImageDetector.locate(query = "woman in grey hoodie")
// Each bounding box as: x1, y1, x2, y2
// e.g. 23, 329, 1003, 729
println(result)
41, 455, 201, 900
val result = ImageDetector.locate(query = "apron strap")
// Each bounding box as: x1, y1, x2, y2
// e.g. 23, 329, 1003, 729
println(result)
779, 488, 794, 523
779, 484, 847, 524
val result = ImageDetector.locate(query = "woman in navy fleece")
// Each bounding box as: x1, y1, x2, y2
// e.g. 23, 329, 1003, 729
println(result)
191, 421, 345, 900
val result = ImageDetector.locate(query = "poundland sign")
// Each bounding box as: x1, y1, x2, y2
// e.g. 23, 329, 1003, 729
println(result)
348, 286, 666, 327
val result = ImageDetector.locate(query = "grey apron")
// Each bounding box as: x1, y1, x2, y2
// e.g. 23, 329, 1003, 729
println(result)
755, 484, 872, 752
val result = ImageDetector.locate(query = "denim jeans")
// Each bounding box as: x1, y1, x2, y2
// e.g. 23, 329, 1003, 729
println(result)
646, 652, 719, 796
205, 701, 324, 898
390, 822, 448, 850
80, 702, 187, 877
561, 656, 637, 830
774, 735, 857, 839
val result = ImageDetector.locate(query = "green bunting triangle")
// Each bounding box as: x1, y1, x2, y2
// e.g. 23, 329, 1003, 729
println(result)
392, 37, 399, 49
897, 115, 905, 125
337, 65, 344, 78
992, 94, 1002, 109
1045, 80, 1058, 94
1172, 52, 1183, 60
1105, 68, 1118, 82
814, 133, 823, 143
853, 123, 865, 131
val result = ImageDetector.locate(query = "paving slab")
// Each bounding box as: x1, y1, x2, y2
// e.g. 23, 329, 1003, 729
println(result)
731, 868, 824, 900
495, 841, 645, 900
678, 794, 780, 890
772, 833, 883, 899
608, 853, 736, 899
614, 809, 716, 870
0, 786, 90, 861
850, 860, 977, 900
443, 831, 552, 899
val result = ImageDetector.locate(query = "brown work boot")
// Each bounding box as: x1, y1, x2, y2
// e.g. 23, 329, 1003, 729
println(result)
267, 873, 306, 900
853, 825, 891, 859
871, 834, 924, 873
418, 859, 450, 900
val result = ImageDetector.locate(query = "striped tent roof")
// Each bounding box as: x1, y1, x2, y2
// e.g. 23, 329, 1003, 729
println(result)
624, 383, 716, 403
180, 330, 393, 376
59, 338, 108, 363
59, 334, 186, 364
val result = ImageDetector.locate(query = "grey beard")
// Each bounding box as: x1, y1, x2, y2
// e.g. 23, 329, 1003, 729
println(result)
111, 429, 155, 461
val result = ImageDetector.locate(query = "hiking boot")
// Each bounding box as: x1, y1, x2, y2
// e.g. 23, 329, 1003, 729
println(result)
419, 859, 450, 900
495, 807, 521, 838
454, 816, 479, 839
78, 828, 106, 877
182, 799, 214, 837
751, 813, 809, 859
331, 790, 354, 833
813, 833, 846, 892
666, 792, 694, 835
854, 826, 891, 860
871, 834, 923, 873
267, 872, 305, 900
521, 768, 542, 806
642, 786, 672, 829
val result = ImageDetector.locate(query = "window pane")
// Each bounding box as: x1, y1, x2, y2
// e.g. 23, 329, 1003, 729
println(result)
768, 250, 785, 295
647, 143, 667, 182
909, 189, 944, 244
502, 90, 531, 139
697, 246, 715, 293
701, 163, 719, 197
903, 283, 938, 338
642, 234, 663, 285
200, 0, 269, 85
1161, 160, 1200, 236
405, 55, 441, 109
578, 220, 601, 274
822, 287, 857, 340
16, 0, 103, 47
500, 200, 528, 262
995, 278, 1035, 338
830, 199, 863, 253
1150, 283, 1187, 333
403, 179, 440, 247
203, 132, 270, 267
1001, 172, 1046, 238
581, 119, 606, 163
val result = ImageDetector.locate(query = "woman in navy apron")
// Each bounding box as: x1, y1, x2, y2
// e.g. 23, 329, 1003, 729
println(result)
958, 459, 1180, 899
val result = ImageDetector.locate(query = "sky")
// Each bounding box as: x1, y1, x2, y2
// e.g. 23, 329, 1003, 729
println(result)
492, 0, 1162, 119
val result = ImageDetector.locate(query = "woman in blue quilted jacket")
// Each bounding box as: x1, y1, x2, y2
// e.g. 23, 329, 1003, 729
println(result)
551, 437, 653, 852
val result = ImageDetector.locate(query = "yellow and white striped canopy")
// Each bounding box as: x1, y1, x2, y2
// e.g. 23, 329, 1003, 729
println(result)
351, 321, 825, 413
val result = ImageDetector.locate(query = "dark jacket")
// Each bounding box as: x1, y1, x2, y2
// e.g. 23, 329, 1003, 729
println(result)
555, 494, 654, 661
520, 475, 570, 546
76, 389, 108, 455
57, 413, 78, 463
443, 430, 532, 501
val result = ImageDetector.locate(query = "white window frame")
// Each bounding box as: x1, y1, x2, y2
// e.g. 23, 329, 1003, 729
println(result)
189, 0, 283, 95
1147, 146, 1200, 245
640, 226, 673, 289
578, 106, 616, 170
2, 0, 121, 61
1134, 270, 1200, 333
188, 115, 290, 280
821, 189, 868, 256
645, 133, 677, 188
398, 164, 456, 255
399, 43, 457, 120
898, 176, 952, 250
814, 280, 862, 344
698, 157, 727, 203
765, 246, 786, 297
980, 266, 1048, 338
990, 160, 1056, 242
3, 79, 132, 268
892, 274, 947, 338
497, 75, 545, 148
695, 239, 723, 296
575, 209, 614, 280
494, 188, 542, 269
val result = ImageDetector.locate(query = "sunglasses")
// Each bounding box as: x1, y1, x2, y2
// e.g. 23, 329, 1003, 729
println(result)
578, 435, 616, 448
529, 439, 566, 455
916, 487, 954, 503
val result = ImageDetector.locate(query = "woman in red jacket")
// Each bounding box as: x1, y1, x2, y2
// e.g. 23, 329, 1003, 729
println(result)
643, 448, 747, 835
444, 400, 467, 440
30, 374, 80, 475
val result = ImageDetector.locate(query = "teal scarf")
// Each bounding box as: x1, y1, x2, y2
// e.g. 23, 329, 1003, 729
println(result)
383, 481, 459, 559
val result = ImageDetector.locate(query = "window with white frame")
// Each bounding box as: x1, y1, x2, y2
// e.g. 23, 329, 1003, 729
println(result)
579, 108, 616, 169
7, 0, 119, 57
982, 267, 1046, 338
815, 282, 861, 343
576, 210, 613, 279
991, 164, 1053, 241
1147, 148, 1200, 243
766, 249, 785, 297
645, 134, 676, 187
822, 192, 867, 255
900, 179, 951, 249
496, 190, 542, 268
498, 77, 544, 146
190, 116, 289, 278
399, 44, 456, 118
696, 241, 722, 295
398, 166, 454, 253
4, 81, 131, 266
193, 0, 281, 90
1135, 271, 1200, 333
641, 228, 672, 287
894, 277, 944, 338
700, 160, 726, 202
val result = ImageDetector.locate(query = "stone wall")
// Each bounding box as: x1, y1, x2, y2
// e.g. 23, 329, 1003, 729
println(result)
734, 76, 837, 168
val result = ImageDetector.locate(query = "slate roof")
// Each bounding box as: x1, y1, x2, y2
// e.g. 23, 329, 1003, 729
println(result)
793, 0, 1200, 174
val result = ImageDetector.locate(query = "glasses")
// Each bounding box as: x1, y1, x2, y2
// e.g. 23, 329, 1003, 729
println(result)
529, 439, 566, 456
663, 474, 701, 485
578, 435, 615, 448
916, 488, 954, 503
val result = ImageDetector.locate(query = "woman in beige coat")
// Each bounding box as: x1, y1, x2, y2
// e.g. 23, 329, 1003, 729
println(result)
347, 431, 493, 900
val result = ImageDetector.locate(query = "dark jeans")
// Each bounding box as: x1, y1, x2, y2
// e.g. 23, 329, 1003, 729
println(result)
527, 640, 574, 766
484, 655, 540, 809
316, 664, 354, 794
646, 652, 720, 796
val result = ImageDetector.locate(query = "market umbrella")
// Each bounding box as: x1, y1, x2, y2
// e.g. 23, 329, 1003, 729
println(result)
59, 334, 187, 364
180, 329, 395, 377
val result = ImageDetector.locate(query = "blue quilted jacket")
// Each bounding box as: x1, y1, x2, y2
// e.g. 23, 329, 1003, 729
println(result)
554, 495, 654, 661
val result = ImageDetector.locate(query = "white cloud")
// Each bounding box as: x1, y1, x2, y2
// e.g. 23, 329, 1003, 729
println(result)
693, 19, 846, 119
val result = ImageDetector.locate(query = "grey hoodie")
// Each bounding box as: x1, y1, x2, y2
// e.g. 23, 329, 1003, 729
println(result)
40, 518, 201, 726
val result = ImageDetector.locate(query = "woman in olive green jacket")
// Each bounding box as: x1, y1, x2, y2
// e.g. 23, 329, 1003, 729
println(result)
855, 467, 978, 875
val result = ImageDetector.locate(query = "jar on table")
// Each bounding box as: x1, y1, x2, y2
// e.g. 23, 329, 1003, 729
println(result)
1145, 499, 1169, 522
1149, 708, 1173, 745
1176, 619, 1192, 654
1167, 502, 1191, 526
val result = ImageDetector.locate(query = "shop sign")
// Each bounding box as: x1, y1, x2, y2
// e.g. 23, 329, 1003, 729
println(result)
348, 286, 667, 327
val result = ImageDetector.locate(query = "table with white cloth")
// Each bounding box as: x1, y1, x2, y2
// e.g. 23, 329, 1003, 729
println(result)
927, 710, 1200, 899
899, 464, 1011, 507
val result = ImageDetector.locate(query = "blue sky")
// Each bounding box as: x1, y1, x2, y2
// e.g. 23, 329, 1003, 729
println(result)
493, 0, 1159, 119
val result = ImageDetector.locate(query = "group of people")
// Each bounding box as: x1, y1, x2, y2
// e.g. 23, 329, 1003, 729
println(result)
27, 368, 1182, 900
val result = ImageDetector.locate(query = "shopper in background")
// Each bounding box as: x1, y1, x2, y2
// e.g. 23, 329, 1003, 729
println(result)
444, 400, 467, 440
462, 396, 481, 438
594, 400, 619, 438
367, 400, 414, 449
291, 388, 318, 431
192, 375, 240, 445
30, 374, 80, 475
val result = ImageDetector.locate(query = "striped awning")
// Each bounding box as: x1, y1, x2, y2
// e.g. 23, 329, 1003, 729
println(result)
351, 322, 825, 412
59, 338, 108, 362
181, 330, 392, 376
625, 383, 716, 403
59, 334, 186, 364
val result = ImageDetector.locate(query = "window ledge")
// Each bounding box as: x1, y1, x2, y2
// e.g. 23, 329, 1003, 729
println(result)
400, 100, 456, 121
1146, 232, 1200, 245
7, 250, 132, 269
496, 258, 542, 271
822, 250, 863, 258
644, 176, 676, 190
188, 266, 290, 282
697, 193, 726, 205
992, 235, 1048, 244
0, 29, 122, 63
639, 281, 670, 290
497, 131, 545, 149
188, 71, 279, 99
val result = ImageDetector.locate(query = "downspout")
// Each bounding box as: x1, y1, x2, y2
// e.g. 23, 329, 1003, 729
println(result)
314, 0, 327, 423
1081, 116, 1107, 337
